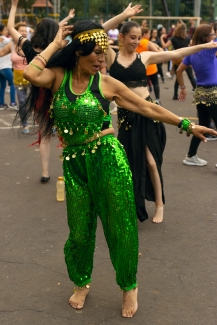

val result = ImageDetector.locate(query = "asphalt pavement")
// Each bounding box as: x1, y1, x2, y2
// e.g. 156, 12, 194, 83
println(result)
0, 70, 217, 325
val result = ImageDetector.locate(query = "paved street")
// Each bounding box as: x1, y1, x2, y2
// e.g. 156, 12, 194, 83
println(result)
0, 71, 217, 325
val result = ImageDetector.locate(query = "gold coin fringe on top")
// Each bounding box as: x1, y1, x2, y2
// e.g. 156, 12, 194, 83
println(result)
194, 86, 217, 106
73, 29, 109, 53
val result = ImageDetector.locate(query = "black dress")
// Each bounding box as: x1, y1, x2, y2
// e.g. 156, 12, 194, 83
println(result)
109, 53, 166, 222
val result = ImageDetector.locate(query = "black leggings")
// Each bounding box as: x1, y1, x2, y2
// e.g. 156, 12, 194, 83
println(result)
157, 63, 164, 81
174, 65, 196, 97
188, 103, 217, 156
148, 72, 160, 99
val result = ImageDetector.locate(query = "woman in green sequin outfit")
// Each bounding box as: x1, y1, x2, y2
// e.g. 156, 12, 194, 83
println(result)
23, 21, 217, 318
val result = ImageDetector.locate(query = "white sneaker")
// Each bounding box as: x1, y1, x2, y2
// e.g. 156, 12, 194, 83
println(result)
183, 155, 207, 166
166, 71, 172, 79
215, 164, 217, 168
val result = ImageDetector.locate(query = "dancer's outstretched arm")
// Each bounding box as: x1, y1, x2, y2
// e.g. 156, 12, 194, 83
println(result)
23, 26, 217, 142
141, 40, 217, 66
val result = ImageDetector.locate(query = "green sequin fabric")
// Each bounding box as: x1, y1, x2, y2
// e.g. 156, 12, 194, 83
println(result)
52, 72, 139, 291
51, 73, 107, 148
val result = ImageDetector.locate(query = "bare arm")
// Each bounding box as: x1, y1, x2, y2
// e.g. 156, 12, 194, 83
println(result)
142, 40, 217, 66
23, 25, 73, 89
7, 0, 27, 46
102, 3, 143, 33
101, 75, 217, 141
148, 41, 163, 52
160, 35, 172, 49
176, 62, 188, 101
0, 43, 12, 57
59, 9, 75, 26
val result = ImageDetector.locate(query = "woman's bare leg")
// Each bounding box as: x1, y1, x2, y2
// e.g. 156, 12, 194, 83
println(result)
40, 136, 51, 177
145, 146, 164, 223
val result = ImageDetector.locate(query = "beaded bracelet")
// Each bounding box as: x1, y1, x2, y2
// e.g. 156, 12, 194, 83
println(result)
34, 56, 46, 67
29, 62, 43, 71
37, 54, 48, 64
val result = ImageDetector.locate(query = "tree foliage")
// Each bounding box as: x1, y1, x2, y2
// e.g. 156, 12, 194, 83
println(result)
0, 0, 215, 24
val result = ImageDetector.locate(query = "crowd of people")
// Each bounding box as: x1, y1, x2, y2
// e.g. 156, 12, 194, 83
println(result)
1, 0, 217, 319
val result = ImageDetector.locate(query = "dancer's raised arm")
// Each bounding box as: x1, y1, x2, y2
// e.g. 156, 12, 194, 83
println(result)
102, 2, 143, 33
7, 0, 27, 46
59, 9, 75, 27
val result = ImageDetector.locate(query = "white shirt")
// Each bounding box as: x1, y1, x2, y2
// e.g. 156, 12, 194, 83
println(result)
108, 29, 119, 41
0, 36, 12, 70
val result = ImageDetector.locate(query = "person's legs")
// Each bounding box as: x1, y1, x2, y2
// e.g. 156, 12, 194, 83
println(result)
173, 65, 179, 99
208, 104, 217, 127
145, 146, 164, 223
157, 63, 164, 82
149, 72, 160, 100
4, 68, 16, 105
89, 136, 138, 317
0, 71, 7, 106
63, 153, 98, 309
16, 87, 28, 131
186, 66, 196, 90
183, 104, 210, 166
39, 135, 51, 178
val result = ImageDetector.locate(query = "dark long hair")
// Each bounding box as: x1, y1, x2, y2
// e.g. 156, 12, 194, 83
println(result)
30, 18, 59, 50
0, 23, 5, 33
23, 20, 104, 137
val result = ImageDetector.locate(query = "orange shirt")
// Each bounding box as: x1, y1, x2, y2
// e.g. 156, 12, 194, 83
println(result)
136, 38, 157, 76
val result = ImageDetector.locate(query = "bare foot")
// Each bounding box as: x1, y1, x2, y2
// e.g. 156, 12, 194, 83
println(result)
122, 287, 138, 318
69, 285, 90, 309
152, 206, 164, 223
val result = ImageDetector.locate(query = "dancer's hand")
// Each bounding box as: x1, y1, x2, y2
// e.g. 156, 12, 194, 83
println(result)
205, 40, 217, 49
123, 3, 143, 18
191, 125, 217, 142
178, 89, 186, 101
53, 24, 74, 49
11, 0, 19, 6
68, 9, 75, 19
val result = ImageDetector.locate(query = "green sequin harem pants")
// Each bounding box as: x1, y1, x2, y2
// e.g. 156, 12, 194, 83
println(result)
63, 135, 138, 291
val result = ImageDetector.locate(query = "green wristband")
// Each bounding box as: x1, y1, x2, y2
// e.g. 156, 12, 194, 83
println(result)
29, 62, 43, 71
181, 118, 191, 132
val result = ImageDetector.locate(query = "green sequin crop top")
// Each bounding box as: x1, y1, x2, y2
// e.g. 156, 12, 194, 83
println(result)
51, 71, 112, 146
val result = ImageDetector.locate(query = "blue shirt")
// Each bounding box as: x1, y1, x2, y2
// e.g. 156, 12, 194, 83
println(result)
183, 48, 217, 86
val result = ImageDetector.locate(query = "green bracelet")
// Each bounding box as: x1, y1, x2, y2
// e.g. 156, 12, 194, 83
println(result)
29, 62, 43, 71
181, 118, 191, 131
179, 118, 195, 136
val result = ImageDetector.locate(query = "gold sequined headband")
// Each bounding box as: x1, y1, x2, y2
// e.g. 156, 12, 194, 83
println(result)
73, 29, 108, 52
